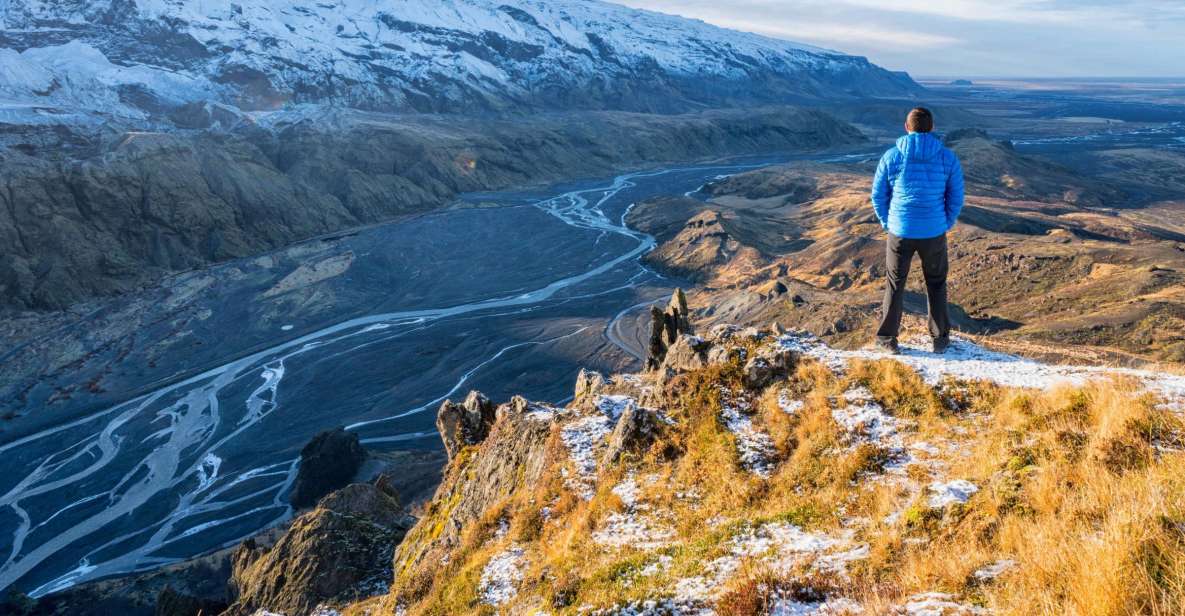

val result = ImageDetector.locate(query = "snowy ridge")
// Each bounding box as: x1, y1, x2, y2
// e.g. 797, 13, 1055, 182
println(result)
0, 0, 919, 123
779, 333, 1185, 411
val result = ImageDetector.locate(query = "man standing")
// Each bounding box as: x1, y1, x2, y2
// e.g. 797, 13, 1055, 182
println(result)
871, 107, 965, 354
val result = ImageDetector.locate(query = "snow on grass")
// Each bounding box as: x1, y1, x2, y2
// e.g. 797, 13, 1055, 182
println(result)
479, 545, 526, 606
832, 387, 901, 445
596, 394, 637, 420
926, 480, 978, 508
525, 403, 563, 423
720, 390, 777, 477
973, 559, 1017, 581
769, 597, 861, 615
671, 521, 868, 604
593, 475, 674, 550
639, 554, 673, 577
594, 599, 714, 616
560, 414, 613, 500
778, 389, 805, 415
780, 333, 1185, 411
899, 592, 987, 615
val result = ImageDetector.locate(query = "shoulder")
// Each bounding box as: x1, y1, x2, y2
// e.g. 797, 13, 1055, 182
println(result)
880, 147, 902, 166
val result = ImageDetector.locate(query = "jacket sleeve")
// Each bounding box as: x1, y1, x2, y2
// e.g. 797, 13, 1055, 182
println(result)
944, 152, 965, 230
871, 152, 893, 230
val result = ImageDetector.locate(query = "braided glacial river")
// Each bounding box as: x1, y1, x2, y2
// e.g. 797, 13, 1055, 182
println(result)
1, 155, 873, 595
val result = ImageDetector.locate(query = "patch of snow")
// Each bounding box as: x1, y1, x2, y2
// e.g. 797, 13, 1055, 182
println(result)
524, 403, 562, 423
560, 414, 612, 499
973, 558, 1017, 581
832, 387, 901, 444
770, 597, 862, 615
927, 480, 978, 508
594, 475, 674, 549
899, 592, 987, 615
639, 554, 673, 577
778, 389, 805, 415
280, 324, 294, 331
479, 545, 526, 606
780, 333, 1185, 411
720, 391, 777, 477
596, 394, 637, 420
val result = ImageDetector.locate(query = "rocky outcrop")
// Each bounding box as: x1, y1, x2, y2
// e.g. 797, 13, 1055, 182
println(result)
392, 395, 556, 594
436, 390, 497, 462
289, 427, 367, 509
226, 482, 414, 616
600, 403, 660, 469
646, 289, 693, 370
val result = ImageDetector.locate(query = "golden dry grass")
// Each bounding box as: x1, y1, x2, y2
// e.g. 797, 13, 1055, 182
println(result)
376, 348, 1185, 615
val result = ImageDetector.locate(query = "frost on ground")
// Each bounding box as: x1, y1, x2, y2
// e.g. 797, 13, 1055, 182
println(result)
597, 394, 637, 420
898, 592, 988, 615
927, 480, 979, 508
720, 390, 777, 477
780, 333, 1185, 411
769, 597, 861, 615
480, 545, 526, 606
561, 414, 613, 499
973, 559, 1017, 581
778, 389, 805, 415
671, 521, 868, 605
832, 387, 901, 445
593, 475, 675, 549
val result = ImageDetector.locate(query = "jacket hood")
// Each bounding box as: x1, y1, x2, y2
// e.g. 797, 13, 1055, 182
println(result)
896, 132, 943, 162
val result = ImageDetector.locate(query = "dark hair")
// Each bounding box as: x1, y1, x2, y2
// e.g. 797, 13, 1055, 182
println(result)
906, 107, 934, 133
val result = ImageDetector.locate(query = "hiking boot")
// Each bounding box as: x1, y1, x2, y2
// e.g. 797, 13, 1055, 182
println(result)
932, 336, 951, 354
874, 337, 900, 355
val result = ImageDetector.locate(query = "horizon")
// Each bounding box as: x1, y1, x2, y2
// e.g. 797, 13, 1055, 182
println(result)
617, 0, 1185, 80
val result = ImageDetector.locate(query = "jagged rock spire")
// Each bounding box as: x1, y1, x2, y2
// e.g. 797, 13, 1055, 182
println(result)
646, 288, 693, 371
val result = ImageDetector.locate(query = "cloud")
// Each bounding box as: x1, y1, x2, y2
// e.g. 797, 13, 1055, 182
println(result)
704, 18, 960, 49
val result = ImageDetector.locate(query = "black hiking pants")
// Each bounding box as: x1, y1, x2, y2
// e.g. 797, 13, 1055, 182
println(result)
876, 233, 950, 342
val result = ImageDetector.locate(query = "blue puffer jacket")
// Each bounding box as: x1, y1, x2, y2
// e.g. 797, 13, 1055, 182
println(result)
871, 132, 965, 239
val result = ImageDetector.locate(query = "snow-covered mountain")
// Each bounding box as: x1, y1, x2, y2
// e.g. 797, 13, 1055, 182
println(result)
0, 0, 919, 124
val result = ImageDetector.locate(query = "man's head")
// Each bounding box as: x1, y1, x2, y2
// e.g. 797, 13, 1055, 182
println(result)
905, 107, 934, 133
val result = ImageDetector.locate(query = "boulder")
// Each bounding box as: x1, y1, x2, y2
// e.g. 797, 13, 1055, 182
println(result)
707, 344, 746, 366
436, 390, 497, 461
660, 334, 711, 375
574, 369, 607, 401
601, 404, 660, 469
289, 427, 367, 509
742, 346, 796, 390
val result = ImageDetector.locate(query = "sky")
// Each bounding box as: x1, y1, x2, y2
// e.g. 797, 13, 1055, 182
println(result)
616, 0, 1185, 78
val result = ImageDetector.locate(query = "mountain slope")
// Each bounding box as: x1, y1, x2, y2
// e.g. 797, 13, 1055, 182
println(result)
368, 319, 1185, 614
0, 0, 920, 122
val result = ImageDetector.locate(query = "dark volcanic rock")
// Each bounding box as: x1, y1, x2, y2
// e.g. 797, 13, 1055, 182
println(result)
289, 427, 367, 509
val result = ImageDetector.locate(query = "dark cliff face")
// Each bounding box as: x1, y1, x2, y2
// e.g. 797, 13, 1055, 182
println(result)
0, 107, 865, 312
